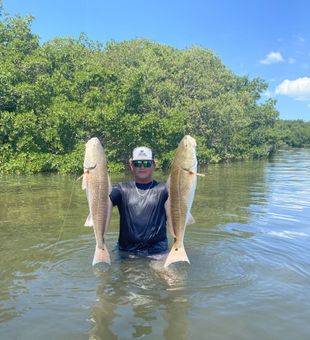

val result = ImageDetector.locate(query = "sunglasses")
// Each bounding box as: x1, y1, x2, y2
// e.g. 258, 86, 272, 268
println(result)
133, 160, 153, 168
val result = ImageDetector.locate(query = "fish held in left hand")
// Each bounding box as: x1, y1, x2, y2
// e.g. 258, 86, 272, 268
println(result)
82, 137, 112, 266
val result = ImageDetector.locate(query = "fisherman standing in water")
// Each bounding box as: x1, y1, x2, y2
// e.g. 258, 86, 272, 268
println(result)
109, 147, 169, 257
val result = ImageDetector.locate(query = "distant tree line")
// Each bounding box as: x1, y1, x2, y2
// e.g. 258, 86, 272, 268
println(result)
275, 120, 310, 148
0, 12, 308, 174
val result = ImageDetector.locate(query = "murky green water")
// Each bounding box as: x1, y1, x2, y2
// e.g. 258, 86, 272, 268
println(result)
1, 149, 310, 339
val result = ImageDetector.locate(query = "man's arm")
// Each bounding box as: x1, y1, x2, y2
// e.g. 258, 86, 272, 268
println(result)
109, 186, 122, 207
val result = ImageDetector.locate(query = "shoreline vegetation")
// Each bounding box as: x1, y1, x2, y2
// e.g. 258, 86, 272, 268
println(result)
1, 11, 310, 174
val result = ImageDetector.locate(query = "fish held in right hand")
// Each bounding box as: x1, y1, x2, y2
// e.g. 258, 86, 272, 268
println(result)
83, 137, 112, 266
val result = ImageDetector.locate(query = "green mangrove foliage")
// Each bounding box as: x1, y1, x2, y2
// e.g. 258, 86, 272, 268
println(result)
1, 13, 281, 174
275, 120, 310, 147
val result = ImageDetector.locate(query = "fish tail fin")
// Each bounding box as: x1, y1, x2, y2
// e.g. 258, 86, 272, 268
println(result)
92, 244, 111, 266
164, 243, 190, 268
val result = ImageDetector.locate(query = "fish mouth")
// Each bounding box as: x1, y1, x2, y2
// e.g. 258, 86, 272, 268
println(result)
183, 135, 197, 147
86, 137, 100, 146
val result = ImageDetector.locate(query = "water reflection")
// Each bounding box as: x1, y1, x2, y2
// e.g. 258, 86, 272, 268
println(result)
1, 150, 310, 339
192, 159, 268, 230
89, 256, 190, 339
0, 160, 267, 326
0, 174, 86, 323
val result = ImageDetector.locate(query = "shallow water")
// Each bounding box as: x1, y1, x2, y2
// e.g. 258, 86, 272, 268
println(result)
0, 149, 310, 339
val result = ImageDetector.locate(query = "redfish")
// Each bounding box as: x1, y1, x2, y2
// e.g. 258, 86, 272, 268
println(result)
164, 135, 198, 267
82, 137, 112, 265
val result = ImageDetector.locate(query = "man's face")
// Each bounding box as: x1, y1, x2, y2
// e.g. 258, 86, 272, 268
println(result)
130, 159, 155, 183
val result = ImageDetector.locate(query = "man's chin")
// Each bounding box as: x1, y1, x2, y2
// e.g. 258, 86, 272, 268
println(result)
135, 173, 152, 182
137, 175, 149, 180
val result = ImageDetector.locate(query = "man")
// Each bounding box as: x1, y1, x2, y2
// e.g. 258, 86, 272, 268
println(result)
109, 146, 169, 257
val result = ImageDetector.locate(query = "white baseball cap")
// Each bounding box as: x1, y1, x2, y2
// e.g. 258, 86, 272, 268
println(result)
132, 146, 153, 160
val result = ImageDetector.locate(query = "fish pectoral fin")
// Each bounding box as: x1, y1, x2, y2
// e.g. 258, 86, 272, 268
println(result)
188, 170, 205, 177
84, 213, 94, 227
187, 213, 195, 225
181, 167, 205, 177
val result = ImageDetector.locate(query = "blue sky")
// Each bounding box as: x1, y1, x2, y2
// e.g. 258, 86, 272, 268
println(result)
3, 0, 310, 121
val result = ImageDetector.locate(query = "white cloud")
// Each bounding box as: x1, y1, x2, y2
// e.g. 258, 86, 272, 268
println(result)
260, 52, 284, 64
288, 57, 296, 64
275, 77, 310, 100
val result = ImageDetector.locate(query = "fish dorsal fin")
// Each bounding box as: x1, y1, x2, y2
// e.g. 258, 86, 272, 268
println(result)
165, 198, 176, 238
82, 174, 88, 190
165, 175, 177, 238
108, 174, 112, 194
187, 213, 195, 225
166, 175, 170, 191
